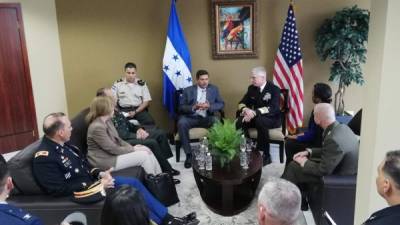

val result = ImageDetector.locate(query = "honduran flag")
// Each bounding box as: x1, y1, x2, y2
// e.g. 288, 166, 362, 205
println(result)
162, 0, 192, 118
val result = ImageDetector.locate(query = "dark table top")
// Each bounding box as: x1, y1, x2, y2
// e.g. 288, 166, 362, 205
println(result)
193, 151, 262, 185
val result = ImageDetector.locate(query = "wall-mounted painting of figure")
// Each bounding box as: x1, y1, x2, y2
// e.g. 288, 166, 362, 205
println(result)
211, 0, 257, 59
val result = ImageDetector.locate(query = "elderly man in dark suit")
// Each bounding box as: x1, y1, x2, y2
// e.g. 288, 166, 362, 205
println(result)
281, 103, 359, 210
178, 69, 225, 168
236, 66, 281, 165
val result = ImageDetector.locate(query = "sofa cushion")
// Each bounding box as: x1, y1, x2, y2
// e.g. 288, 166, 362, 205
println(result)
70, 108, 90, 156
248, 127, 285, 140
8, 139, 45, 195
174, 128, 208, 141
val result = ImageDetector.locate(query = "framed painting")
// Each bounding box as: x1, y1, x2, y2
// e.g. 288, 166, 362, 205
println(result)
211, 0, 258, 59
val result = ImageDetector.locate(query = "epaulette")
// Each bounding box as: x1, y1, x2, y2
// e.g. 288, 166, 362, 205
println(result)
114, 78, 123, 84
34, 150, 49, 158
137, 79, 146, 86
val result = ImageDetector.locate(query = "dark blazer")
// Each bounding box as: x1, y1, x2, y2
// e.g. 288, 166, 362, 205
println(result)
363, 204, 400, 225
304, 121, 359, 176
238, 82, 281, 119
179, 84, 224, 116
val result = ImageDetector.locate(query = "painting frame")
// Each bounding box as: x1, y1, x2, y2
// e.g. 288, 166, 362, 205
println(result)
211, 0, 258, 59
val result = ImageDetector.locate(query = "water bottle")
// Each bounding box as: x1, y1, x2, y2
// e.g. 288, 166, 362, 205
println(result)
196, 144, 204, 161
239, 135, 247, 168
205, 152, 212, 171
240, 150, 248, 169
245, 139, 252, 164
240, 134, 246, 152
202, 137, 209, 148
198, 145, 205, 170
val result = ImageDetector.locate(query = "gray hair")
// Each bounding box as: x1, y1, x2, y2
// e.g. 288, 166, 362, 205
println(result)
258, 178, 301, 225
314, 103, 335, 124
251, 66, 267, 78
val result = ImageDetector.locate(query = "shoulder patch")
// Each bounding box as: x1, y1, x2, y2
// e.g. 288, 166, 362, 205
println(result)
35, 151, 49, 158
137, 79, 146, 86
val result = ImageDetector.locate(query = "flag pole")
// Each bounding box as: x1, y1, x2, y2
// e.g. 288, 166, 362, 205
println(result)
290, 0, 296, 13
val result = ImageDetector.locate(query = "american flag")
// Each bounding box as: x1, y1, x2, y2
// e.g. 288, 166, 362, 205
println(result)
272, 3, 303, 133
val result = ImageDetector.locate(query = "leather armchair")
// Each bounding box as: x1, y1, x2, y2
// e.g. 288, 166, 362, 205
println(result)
308, 175, 357, 225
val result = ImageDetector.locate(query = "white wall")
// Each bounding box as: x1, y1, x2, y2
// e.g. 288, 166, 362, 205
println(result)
0, 0, 67, 136
355, 0, 400, 224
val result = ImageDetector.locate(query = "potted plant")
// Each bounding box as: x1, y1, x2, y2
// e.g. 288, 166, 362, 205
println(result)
207, 119, 242, 167
315, 5, 369, 115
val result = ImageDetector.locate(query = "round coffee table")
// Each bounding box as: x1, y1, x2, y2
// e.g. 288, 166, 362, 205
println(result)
192, 151, 262, 216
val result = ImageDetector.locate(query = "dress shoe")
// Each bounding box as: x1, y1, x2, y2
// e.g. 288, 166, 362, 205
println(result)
173, 178, 181, 185
170, 168, 180, 176
262, 155, 272, 166
301, 197, 309, 211
167, 212, 199, 225
184, 154, 192, 168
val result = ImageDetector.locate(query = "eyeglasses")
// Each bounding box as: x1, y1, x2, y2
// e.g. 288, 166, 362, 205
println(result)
126, 72, 135, 74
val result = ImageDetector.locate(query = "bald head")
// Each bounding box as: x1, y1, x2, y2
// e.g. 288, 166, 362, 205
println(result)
43, 112, 66, 138
314, 103, 336, 128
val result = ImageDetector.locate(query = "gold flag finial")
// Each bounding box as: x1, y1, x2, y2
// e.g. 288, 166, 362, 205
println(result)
290, 0, 296, 12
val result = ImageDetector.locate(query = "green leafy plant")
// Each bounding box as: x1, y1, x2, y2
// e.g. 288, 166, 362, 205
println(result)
207, 119, 242, 167
315, 5, 369, 115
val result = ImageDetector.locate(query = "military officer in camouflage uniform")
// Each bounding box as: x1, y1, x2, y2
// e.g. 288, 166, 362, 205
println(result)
236, 67, 281, 165
0, 155, 43, 225
97, 87, 180, 177
112, 62, 155, 125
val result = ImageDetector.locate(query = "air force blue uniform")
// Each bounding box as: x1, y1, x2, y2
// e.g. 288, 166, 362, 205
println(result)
0, 204, 43, 225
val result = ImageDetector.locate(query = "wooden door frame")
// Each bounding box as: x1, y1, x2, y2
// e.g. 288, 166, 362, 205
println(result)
0, 3, 38, 141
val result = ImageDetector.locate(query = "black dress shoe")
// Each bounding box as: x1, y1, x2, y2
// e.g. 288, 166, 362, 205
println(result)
184, 154, 192, 168
168, 212, 199, 225
301, 197, 309, 211
170, 168, 180, 176
262, 155, 272, 166
173, 178, 181, 185
181, 212, 197, 221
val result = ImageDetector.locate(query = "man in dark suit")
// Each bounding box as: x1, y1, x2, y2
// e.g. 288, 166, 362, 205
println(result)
178, 69, 225, 168
363, 150, 400, 225
281, 103, 359, 210
236, 67, 281, 165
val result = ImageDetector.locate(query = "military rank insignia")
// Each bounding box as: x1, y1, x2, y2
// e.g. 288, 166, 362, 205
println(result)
263, 92, 271, 101
34, 151, 49, 158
